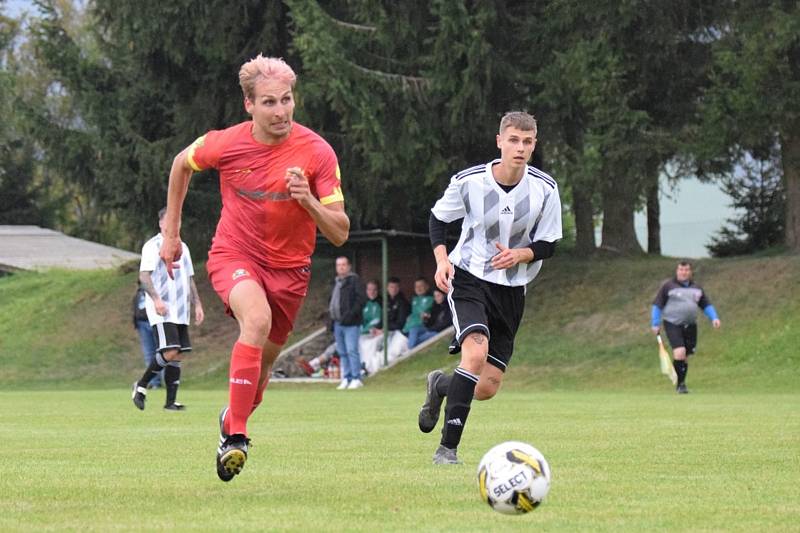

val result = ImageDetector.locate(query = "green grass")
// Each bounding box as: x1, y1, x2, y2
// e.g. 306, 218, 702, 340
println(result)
1, 388, 797, 531
2, 255, 798, 391
1, 255, 798, 529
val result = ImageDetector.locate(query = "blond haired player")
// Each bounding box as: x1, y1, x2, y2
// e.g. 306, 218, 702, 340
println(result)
159, 55, 349, 481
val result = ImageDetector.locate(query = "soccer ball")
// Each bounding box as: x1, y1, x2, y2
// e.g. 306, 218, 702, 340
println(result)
477, 441, 551, 515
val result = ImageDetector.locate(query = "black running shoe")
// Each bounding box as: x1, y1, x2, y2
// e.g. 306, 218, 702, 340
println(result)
676, 383, 689, 394
419, 370, 445, 433
217, 433, 250, 482
164, 403, 186, 411
131, 382, 146, 410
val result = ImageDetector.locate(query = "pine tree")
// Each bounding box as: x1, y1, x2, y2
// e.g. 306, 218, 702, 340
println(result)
708, 151, 785, 256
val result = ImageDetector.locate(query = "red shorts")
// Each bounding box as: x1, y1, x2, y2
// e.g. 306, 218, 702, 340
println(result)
206, 251, 311, 345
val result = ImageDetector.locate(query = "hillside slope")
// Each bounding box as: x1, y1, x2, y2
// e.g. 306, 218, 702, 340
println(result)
1, 254, 797, 392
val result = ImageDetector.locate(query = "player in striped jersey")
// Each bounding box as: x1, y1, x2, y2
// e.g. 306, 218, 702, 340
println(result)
132, 208, 204, 411
418, 111, 562, 464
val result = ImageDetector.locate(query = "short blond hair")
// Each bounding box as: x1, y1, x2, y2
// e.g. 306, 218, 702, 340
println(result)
238, 54, 297, 101
499, 111, 537, 137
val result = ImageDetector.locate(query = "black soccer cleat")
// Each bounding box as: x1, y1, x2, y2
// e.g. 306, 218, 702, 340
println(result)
419, 370, 445, 433
676, 383, 689, 394
164, 402, 186, 411
216, 433, 250, 482
131, 382, 147, 410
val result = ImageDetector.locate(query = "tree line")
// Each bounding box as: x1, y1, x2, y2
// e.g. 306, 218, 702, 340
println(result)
1, 0, 798, 258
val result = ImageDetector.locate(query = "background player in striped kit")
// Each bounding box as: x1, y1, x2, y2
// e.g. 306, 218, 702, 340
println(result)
418, 111, 562, 464
132, 207, 204, 411
651, 260, 721, 393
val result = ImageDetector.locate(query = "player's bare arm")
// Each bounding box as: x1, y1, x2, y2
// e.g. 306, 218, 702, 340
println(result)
285, 166, 349, 246
139, 271, 167, 316
490, 242, 534, 270
190, 276, 204, 325
433, 244, 454, 292
160, 147, 194, 277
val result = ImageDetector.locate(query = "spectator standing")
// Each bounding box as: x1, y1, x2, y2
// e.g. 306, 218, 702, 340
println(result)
329, 256, 366, 389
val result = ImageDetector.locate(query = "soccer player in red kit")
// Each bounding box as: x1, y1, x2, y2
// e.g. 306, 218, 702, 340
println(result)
158, 55, 349, 481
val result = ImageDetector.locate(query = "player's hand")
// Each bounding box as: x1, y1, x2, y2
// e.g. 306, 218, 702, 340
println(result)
491, 243, 529, 270
712, 319, 721, 329
159, 235, 183, 279
195, 304, 205, 326
651, 326, 660, 335
285, 167, 312, 207
154, 298, 168, 316
434, 259, 454, 292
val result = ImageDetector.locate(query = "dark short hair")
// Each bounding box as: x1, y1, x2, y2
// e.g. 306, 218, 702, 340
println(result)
415, 277, 429, 284
677, 260, 693, 268
336, 255, 351, 264
158, 207, 167, 220
388, 277, 401, 285
366, 279, 380, 288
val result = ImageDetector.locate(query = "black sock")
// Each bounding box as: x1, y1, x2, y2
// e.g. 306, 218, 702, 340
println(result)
440, 367, 478, 450
138, 352, 167, 389
673, 359, 688, 385
164, 361, 181, 405
436, 373, 452, 397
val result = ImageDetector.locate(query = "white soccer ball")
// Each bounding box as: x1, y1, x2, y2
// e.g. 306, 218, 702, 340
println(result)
477, 441, 551, 515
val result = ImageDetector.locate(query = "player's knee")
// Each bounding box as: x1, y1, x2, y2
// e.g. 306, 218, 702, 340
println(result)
474, 385, 497, 401
460, 351, 486, 375
163, 349, 181, 361
241, 312, 271, 344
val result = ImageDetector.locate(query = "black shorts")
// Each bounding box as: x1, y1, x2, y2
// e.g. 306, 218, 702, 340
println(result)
152, 322, 192, 354
663, 320, 697, 355
447, 267, 525, 372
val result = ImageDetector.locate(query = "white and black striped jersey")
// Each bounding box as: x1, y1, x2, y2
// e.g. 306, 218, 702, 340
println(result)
139, 234, 195, 326
431, 160, 562, 287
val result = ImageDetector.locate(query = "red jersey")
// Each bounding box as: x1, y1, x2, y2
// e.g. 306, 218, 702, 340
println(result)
187, 121, 343, 268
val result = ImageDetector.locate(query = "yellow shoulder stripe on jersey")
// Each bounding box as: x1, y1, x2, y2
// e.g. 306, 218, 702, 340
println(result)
320, 185, 344, 205
186, 135, 206, 172
335, 164, 341, 181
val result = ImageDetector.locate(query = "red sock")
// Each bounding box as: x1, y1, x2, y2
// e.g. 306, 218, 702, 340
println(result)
227, 341, 262, 437
251, 374, 270, 414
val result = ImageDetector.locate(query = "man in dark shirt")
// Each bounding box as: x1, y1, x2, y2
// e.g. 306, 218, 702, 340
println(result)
651, 260, 721, 394
386, 277, 410, 332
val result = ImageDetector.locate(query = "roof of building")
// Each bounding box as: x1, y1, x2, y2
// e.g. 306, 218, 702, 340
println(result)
0, 226, 140, 272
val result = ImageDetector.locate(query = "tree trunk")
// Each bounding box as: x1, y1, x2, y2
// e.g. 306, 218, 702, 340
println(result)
572, 184, 596, 256
781, 131, 800, 252
646, 177, 661, 255
600, 185, 643, 255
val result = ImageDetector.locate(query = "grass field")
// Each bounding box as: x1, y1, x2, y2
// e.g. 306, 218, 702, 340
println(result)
1, 387, 798, 532
1, 255, 798, 530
